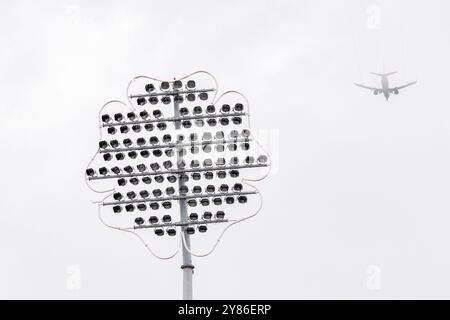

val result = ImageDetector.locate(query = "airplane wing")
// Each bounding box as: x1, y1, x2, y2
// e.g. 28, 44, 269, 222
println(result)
388, 81, 417, 92
354, 83, 381, 91
395, 80, 417, 90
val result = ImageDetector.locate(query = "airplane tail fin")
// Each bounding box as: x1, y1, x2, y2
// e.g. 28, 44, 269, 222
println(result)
371, 71, 398, 77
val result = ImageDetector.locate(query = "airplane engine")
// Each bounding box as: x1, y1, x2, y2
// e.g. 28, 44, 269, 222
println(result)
373, 90, 378, 95
394, 88, 399, 95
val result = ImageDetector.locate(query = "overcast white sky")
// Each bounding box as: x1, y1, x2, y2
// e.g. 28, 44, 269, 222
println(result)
2, 0, 450, 299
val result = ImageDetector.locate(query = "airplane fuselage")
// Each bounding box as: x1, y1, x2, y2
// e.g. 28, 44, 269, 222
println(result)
381, 76, 390, 100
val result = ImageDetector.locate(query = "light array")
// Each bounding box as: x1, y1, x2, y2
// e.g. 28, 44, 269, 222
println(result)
86, 72, 269, 251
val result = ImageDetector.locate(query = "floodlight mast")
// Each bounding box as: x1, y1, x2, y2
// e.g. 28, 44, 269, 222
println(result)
173, 93, 194, 300
86, 72, 271, 300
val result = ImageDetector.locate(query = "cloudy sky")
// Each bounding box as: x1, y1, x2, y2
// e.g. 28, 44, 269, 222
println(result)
1, 0, 450, 299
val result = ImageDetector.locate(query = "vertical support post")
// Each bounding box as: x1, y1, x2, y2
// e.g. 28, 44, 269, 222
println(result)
173, 91, 194, 300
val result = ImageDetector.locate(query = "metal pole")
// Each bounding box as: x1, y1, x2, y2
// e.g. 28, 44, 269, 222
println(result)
173, 92, 194, 300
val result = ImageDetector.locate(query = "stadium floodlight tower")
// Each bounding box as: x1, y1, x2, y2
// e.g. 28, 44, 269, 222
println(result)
85, 71, 270, 299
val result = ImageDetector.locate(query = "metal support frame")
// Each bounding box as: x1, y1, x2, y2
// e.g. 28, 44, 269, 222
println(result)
173, 91, 194, 300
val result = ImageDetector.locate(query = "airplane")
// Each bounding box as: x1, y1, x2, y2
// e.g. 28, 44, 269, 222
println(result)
354, 72, 417, 101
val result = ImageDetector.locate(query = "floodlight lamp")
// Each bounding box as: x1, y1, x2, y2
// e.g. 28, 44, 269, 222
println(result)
187, 93, 195, 101
229, 130, 239, 139
205, 171, 215, 179
225, 197, 234, 204
86, 168, 95, 177
203, 159, 213, 167
137, 97, 146, 106
153, 110, 162, 118
241, 129, 251, 137
123, 138, 132, 147
192, 186, 202, 194
234, 103, 244, 112
145, 83, 155, 92
233, 183, 243, 192
229, 170, 239, 178
232, 117, 242, 125
132, 124, 142, 133
150, 203, 159, 210
216, 158, 226, 166
160, 81, 170, 90
163, 160, 173, 169
149, 136, 159, 145
174, 95, 184, 104
202, 132, 212, 141
99, 140, 108, 149
198, 92, 208, 100
101, 114, 111, 123
215, 131, 225, 139
120, 125, 129, 134
167, 175, 177, 183
166, 187, 175, 195
187, 199, 197, 207
221, 104, 230, 113
139, 110, 149, 119
203, 212, 212, 220
189, 213, 198, 220
149, 96, 158, 104
139, 190, 149, 198
179, 107, 189, 116
153, 149, 163, 157
149, 216, 159, 224
124, 165, 133, 173
237, 196, 248, 203
135, 217, 145, 225
193, 106, 202, 114
163, 134, 172, 143
206, 105, 215, 113
114, 113, 123, 122
245, 156, 255, 164
215, 211, 225, 219
127, 191, 136, 200
173, 80, 182, 89
186, 80, 196, 89
162, 96, 171, 104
